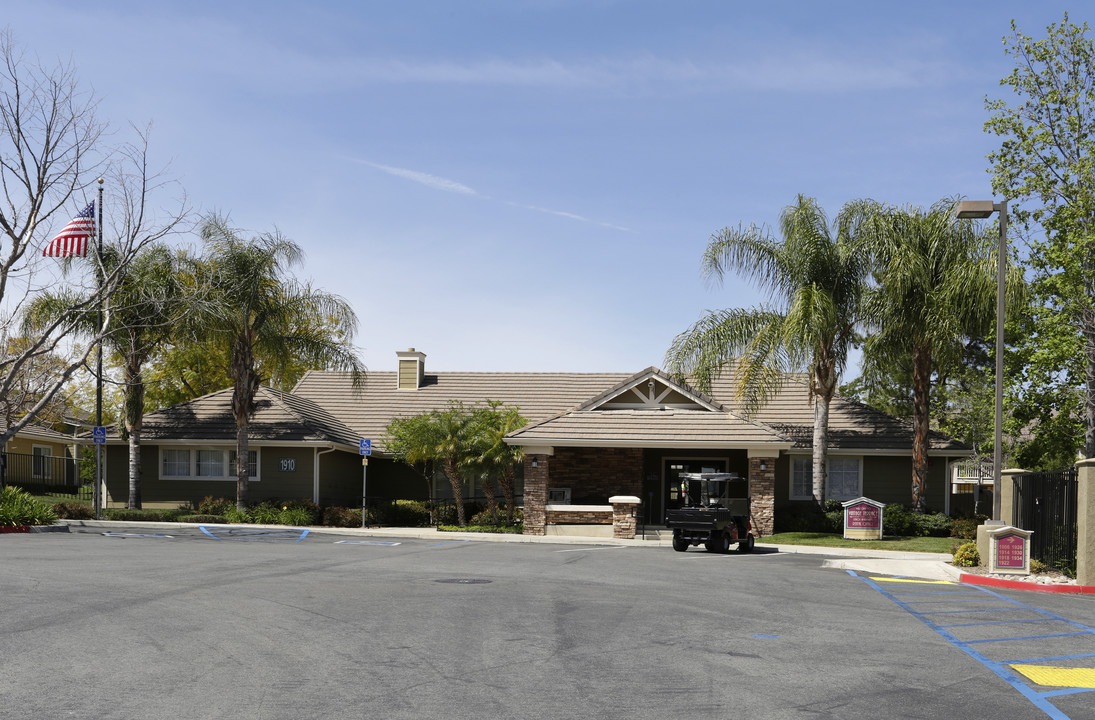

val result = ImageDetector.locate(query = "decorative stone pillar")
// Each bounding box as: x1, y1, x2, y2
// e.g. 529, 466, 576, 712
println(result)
523, 452, 550, 536
609, 495, 641, 539
748, 454, 777, 537
1076, 459, 1095, 587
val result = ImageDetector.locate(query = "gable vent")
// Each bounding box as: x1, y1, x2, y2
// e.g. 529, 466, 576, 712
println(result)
396, 348, 426, 390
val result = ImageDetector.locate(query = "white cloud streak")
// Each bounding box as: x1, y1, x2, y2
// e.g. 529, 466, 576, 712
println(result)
356, 159, 629, 231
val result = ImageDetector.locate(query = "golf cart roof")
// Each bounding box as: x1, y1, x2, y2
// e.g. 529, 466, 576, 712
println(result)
677, 472, 742, 481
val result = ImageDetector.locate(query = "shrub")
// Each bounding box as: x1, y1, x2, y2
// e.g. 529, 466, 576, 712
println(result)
0, 486, 58, 526
1030, 558, 1047, 574
197, 496, 234, 515
320, 506, 362, 528
375, 499, 433, 527
223, 506, 251, 524
912, 512, 952, 538
883, 504, 915, 536
824, 511, 844, 533
102, 508, 190, 522
952, 541, 980, 567
774, 503, 831, 533
439, 523, 522, 534
176, 514, 226, 524
52, 502, 94, 520
278, 506, 315, 526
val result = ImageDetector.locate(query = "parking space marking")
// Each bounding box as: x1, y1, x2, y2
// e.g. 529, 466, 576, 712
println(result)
335, 538, 405, 544
851, 569, 1095, 720
425, 539, 471, 548
554, 545, 628, 553
869, 577, 955, 585
1011, 664, 1095, 689
199, 526, 310, 542
102, 533, 174, 538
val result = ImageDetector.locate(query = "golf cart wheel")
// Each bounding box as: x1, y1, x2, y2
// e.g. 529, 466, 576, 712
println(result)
672, 534, 689, 552
738, 533, 755, 553
718, 531, 731, 554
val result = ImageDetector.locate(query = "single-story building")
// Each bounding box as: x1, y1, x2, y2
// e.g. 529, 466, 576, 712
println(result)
96, 348, 972, 535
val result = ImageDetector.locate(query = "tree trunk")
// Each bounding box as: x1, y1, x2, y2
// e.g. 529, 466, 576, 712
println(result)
124, 346, 143, 509
812, 395, 829, 507
1084, 309, 1095, 458
911, 344, 932, 512
498, 465, 517, 523
480, 474, 498, 518
231, 332, 259, 511
445, 457, 465, 526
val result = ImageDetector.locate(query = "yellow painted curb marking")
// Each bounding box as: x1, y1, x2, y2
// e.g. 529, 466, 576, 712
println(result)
869, 577, 956, 585
1010, 664, 1095, 689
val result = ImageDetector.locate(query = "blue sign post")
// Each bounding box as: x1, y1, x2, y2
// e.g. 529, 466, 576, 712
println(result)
360, 439, 371, 527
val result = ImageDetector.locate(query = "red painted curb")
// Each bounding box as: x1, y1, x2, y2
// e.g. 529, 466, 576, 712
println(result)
959, 573, 1095, 595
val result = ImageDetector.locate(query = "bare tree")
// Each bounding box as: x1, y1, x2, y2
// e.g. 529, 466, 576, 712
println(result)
0, 32, 190, 477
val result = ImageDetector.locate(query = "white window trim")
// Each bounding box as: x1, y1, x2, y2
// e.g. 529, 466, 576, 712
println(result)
788, 455, 863, 501
160, 446, 260, 481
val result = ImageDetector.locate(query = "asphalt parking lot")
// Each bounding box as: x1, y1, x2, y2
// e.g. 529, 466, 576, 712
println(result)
3, 526, 1094, 719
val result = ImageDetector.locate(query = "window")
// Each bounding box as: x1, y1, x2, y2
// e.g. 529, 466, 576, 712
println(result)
162, 449, 191, 477
196, 450, 224, 477
828, 457, 862, 501
790, 456, 862, 501
32, 446, 52, 479
791, 457, 812, 500
160, 447, 259, 480
228, 450, 258, 478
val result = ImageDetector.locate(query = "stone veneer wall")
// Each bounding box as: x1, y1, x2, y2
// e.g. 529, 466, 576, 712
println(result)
546, 508, 613, 524
749, 457, 775, 537
524, 454, 549, 535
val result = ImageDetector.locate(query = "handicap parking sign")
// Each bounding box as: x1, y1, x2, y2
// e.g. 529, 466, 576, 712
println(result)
93, 426, 107, 444
360, 438, 371, 456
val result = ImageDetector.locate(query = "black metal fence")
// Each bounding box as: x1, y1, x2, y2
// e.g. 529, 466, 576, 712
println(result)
1, 451, 87, 500
1013, 468, 1078, 572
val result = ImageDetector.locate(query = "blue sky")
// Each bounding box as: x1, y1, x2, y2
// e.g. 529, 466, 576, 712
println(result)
5, 1, 1076, 375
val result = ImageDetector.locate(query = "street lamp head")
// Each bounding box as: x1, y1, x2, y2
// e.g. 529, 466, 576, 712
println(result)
956, 200, 996, 219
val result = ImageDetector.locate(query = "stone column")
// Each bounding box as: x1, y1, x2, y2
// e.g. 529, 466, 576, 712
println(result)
523, 453, 549, 536
610, 495, 641, 539
748, 454, 777, 537
1076, 459, 1095, 587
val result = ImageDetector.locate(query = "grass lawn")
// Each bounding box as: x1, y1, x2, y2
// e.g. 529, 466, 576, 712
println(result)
759, 532, 958, 554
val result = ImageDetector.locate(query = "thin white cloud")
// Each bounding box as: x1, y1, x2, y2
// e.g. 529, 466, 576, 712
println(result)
355, 160, 478, 195
356, 158, 629, 232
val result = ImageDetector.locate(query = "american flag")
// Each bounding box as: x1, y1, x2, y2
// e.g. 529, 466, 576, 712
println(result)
43, 202, 96, 258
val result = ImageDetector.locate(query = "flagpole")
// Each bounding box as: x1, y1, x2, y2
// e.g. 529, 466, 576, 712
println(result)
94, 178, 103, 519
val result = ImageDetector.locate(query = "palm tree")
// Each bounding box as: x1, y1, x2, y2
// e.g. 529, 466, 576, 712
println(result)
23, 243, 185, 508
196, 215, 365, 510
468, 401, 527, 523
854, 198, 1024, 511
665, 195, 870, 505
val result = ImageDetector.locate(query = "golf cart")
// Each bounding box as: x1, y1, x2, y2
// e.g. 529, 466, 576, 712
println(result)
665, 472, 755, 553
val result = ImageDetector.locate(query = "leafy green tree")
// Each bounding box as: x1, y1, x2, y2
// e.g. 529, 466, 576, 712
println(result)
467, 401, 527, 523
195, 215, 365, 510
985, 13, 1095, 457
854, 198, 1024, 511
24, 243, 187, 508
666, 195, 870, 505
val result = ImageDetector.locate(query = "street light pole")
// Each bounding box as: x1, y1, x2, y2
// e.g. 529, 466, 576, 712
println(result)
956, 199, 1007, 523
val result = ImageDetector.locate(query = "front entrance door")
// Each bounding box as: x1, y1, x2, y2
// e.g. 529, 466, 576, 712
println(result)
662, 458, 727, 522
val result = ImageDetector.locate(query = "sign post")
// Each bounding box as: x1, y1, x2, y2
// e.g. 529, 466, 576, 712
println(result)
360, 439, 371, 528
841, 497, 884, 540
92, 426, 106, 518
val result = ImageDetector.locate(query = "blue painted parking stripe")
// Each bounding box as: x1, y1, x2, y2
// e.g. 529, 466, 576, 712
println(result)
936, 618, 1057, 628
964, 632, 1091, 644
917, 607, 1016, 615
850, 570, 1090, 720
1009, 652, 1095, 664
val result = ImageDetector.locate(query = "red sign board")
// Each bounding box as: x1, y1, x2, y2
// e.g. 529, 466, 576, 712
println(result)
845, 502, 881, 529
994, 533, 1027, 570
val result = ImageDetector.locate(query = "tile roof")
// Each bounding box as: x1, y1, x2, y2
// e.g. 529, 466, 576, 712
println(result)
292, 370, 633, 453
98, 386, 361, 447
